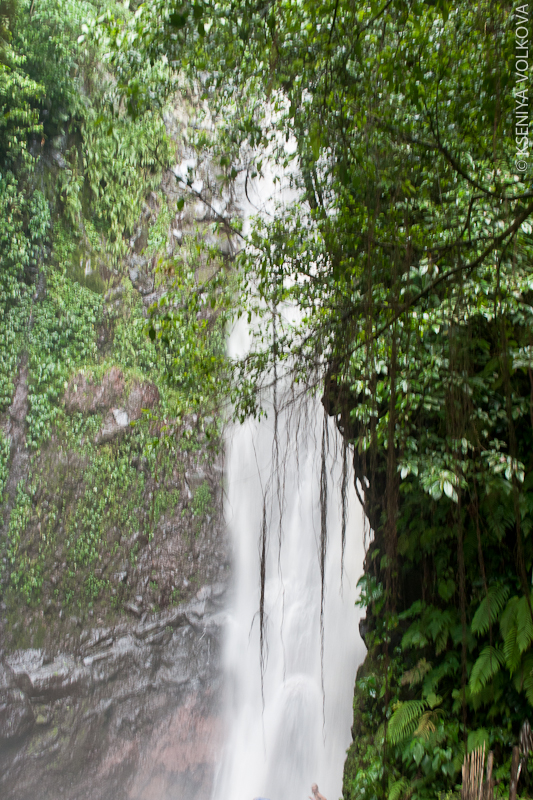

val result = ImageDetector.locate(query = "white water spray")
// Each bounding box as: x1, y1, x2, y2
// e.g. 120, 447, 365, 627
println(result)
212, 165, 367, 800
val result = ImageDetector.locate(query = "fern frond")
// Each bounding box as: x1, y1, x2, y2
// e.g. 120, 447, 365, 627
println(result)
469, 646, 504, 695
435, 628, 449, 656
427, 609, 454, 641
503, 621, 521, 674
423, 655, 460, 696
414, 710, 440, 739
388, 700, 427, 744
471, 584, 510, 637
517, 596, 533, 653
513, 653, 533, 694
486, 504, 516, 540
520, 654, 533, 706
388, 777, 410, 800
525, 674, 533, 706
500, 596, 519, 638
402, 621, 428, 650
401, 658, 432, 686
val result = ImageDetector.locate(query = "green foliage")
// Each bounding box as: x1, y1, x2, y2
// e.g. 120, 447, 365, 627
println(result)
26, 270, 102, 447
5, 419, 175, 608
388, 700, 428, 745
0, 0, 173, 389
92, 1, 533, 796
401, 658, 432, 687
191, 480, 212, 519
471, 584, 510, 637
82, 108, 172, 260
67, 436, 147, 570
469, 646, 505, 695
0, 0, 224, 645
112, 288, 158, 373
146, 193, 171, 256
148, 259, 230, 415
388, 777, 410, 800
499, 595, 533, 676
0, 42, 42, 165
6, 481, 42, 603
0, 429, 10, 499
1, 0, 530, 793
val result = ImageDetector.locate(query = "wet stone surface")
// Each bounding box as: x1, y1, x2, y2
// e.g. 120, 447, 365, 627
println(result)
0, 587, 228, 800
0, 92, 237, 800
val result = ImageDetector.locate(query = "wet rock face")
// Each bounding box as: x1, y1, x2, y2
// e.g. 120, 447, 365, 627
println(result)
63, 367, 126, 415
0, 94, 238, 800
0, 588, 227, 800
64, 368, 160, 423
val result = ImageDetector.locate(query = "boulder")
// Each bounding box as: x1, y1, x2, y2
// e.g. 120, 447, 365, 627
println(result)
64, 367, 125, 414
0, 689, 35, 741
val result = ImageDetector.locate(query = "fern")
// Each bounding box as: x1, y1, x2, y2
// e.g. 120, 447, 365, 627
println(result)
501, 596, 519, 637
388, 700, 427, 744
414, 709, 441, 739
402, 620, 429, 650
401, 658, 432, 686
435, 628, 449, 656
503, 620, 521, 674
469, 646, 504, 695
500, 595, 532, 673
423, 654, 460, 696
388, 777, 410, 800
513, 653, 533, 699
486, 504, 516, 540
516, 596, 533, 653
426, 608, 454, 641
423, 607, 457, 654
471, 584, 510, 636
524, 661, 533, 706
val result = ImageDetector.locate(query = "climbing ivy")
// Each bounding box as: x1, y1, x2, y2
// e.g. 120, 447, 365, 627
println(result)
0, 0, 173, 414
0, 0, 224, 633
26, 269, 103, 447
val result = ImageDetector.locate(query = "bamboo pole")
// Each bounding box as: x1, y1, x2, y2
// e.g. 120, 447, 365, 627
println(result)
462, 745, 486, 800
478, 743, 486, 800
485, 750, 493, 800
510, 745, 520, 800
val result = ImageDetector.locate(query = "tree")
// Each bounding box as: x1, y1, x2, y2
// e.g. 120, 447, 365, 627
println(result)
102, 0, 533, 794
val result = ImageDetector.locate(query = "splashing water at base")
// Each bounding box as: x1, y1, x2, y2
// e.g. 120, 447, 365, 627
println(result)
213, 316, 367, 800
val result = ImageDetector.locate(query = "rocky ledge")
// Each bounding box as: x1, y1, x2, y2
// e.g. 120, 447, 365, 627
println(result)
0, 583, 227, 800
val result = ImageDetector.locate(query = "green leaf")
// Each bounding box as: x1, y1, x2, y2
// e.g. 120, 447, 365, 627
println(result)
467, 728, 489, 754
471, 584, 510, 637
516, 596, 533, 653
388, 777, 410, 800
169, 12, 188, 28
469, 646, 505, 695
388, 700, 427, 744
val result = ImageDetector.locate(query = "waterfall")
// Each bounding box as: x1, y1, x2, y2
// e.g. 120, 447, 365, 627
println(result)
213, 165, 367, 800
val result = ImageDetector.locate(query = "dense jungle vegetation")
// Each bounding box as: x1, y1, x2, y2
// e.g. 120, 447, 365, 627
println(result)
2, 0, 533, 798
97, 0, 533, 797
0, 0, 225, 637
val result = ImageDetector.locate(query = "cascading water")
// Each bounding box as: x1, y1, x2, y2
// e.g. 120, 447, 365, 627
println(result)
213, 166, 367, 800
